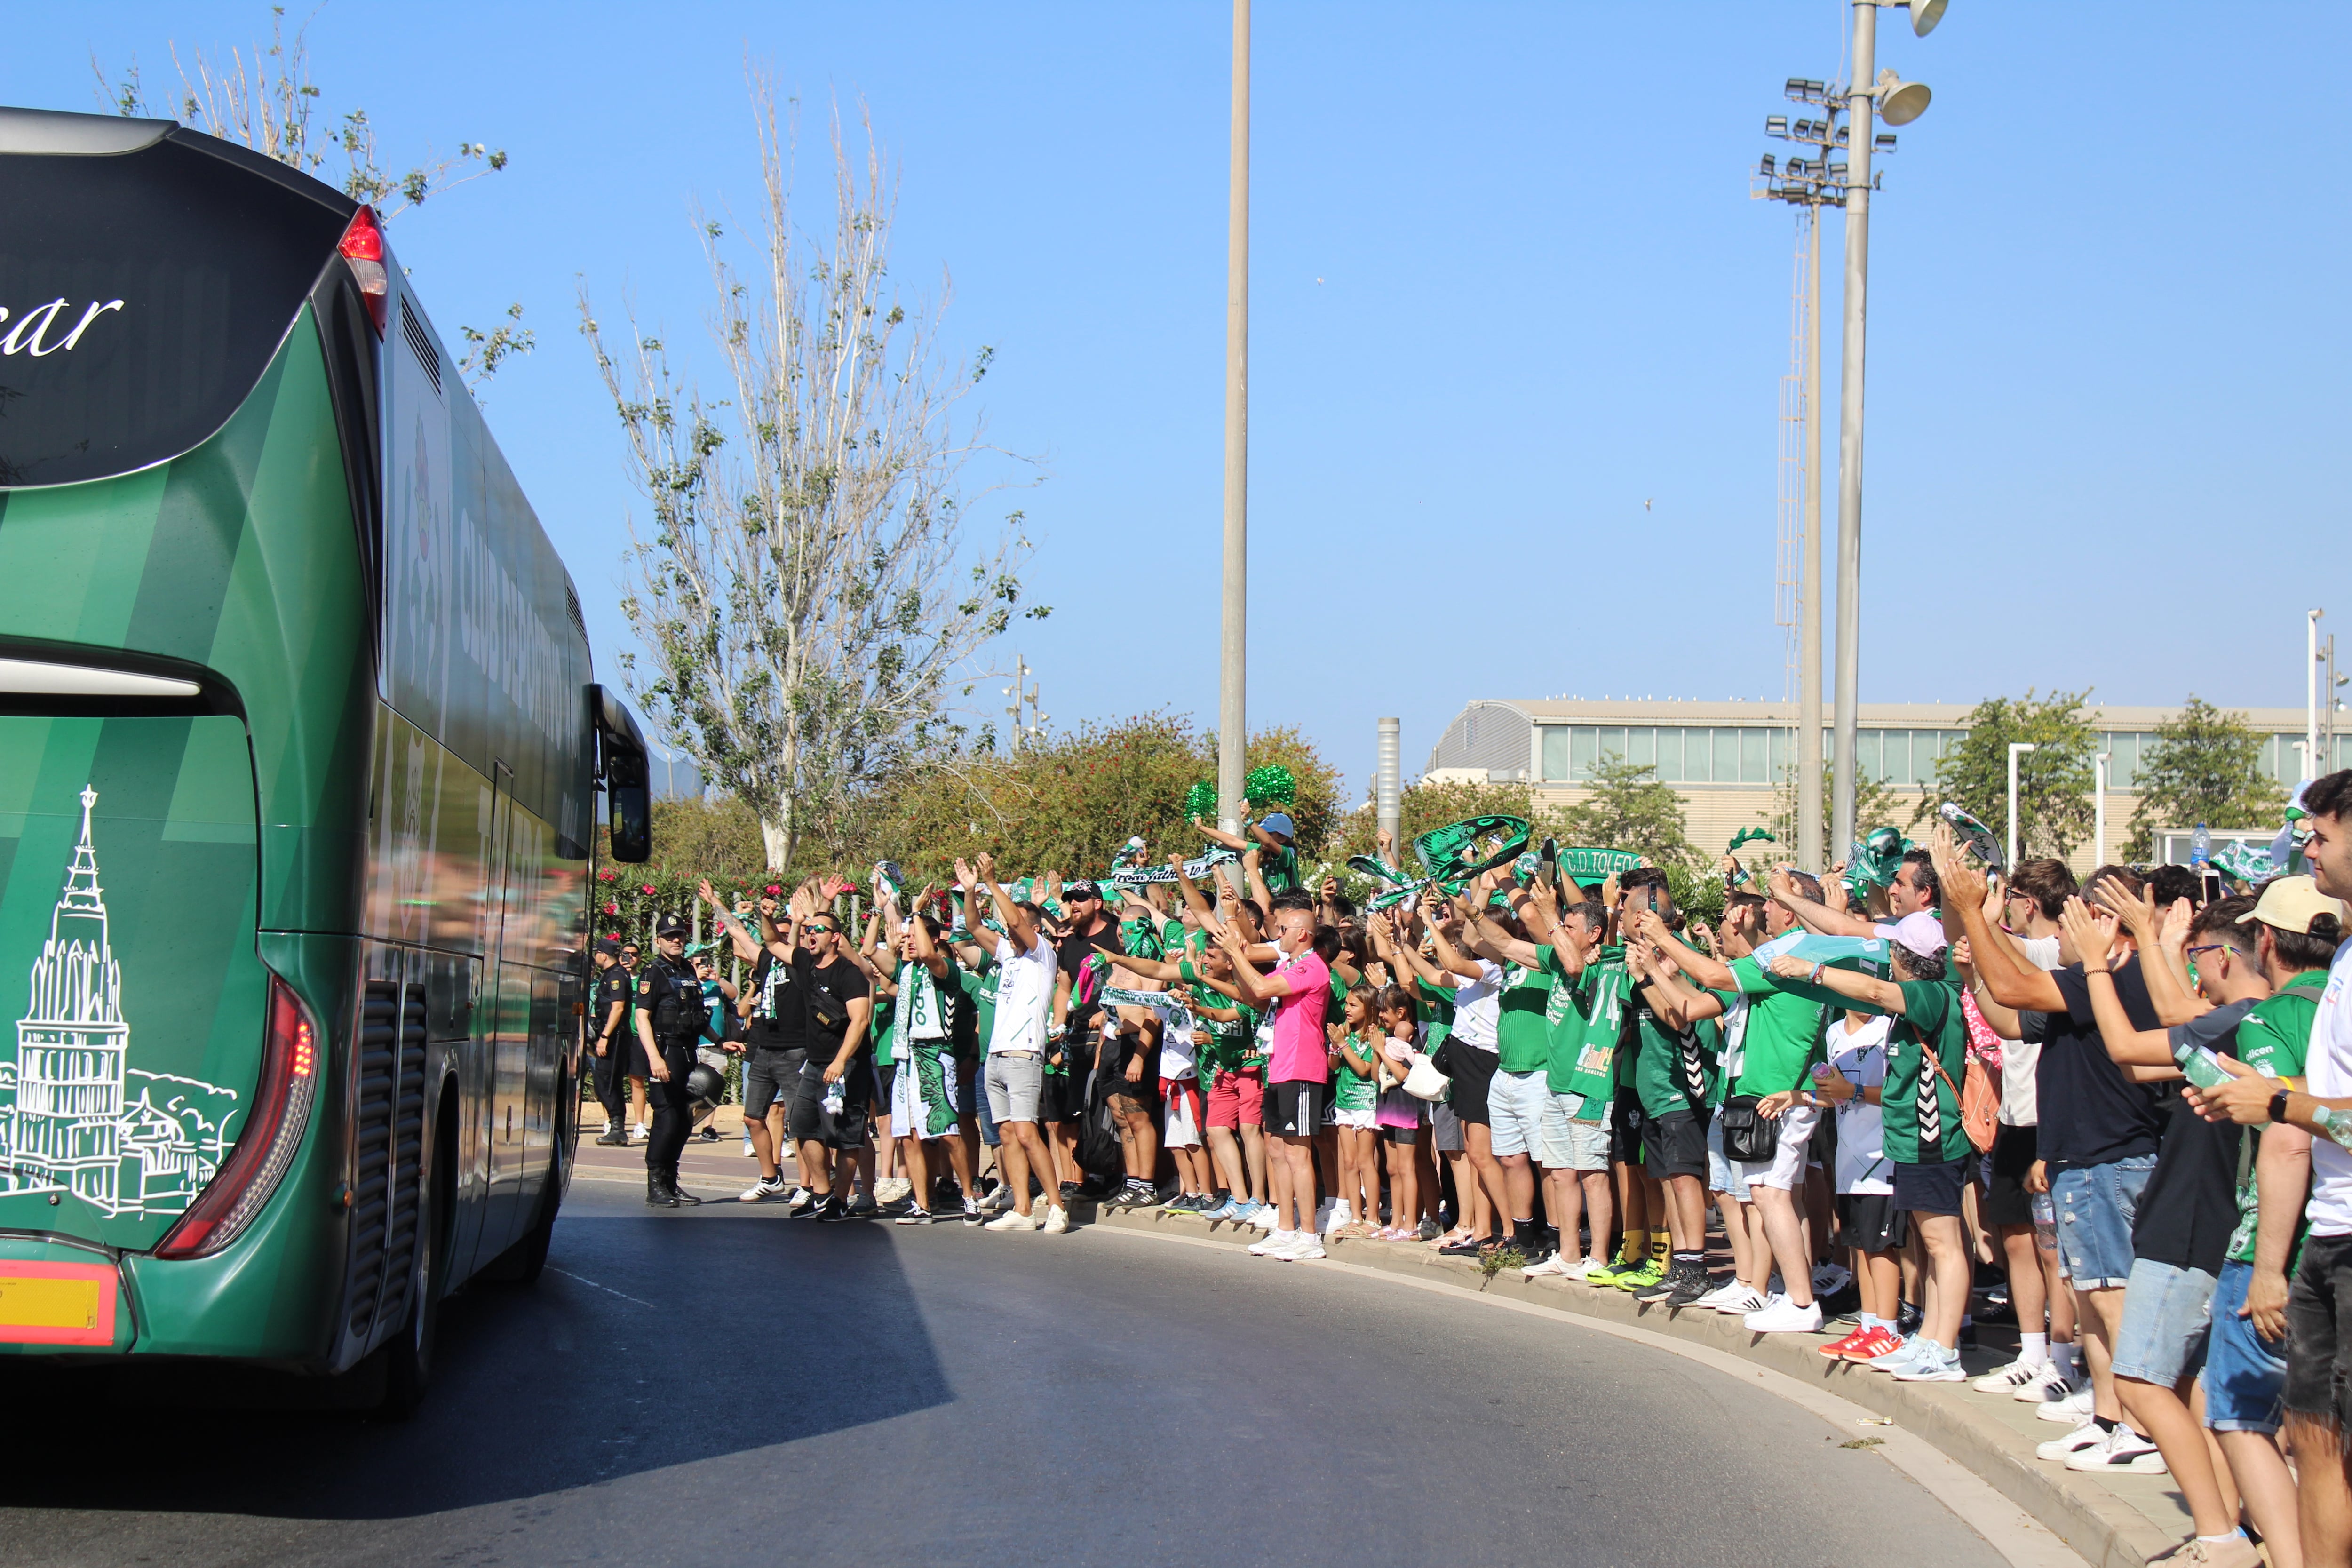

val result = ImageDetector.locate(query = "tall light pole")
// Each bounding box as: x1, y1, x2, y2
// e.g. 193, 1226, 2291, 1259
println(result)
2007, 740, 2036, 870
1376, 717, 1401, 849
2310, 608, 2326, 781
1217, 0, 1250, 833
2093, 750, 2111, 869
1828, 0, 1943, 860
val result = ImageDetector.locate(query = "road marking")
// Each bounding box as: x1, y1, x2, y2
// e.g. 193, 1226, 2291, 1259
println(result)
1088, 1226, 2086, 1568
545, 1266, 657, 1308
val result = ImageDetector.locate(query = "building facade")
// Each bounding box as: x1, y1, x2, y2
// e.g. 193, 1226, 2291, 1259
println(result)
1426, 698, 2338, 871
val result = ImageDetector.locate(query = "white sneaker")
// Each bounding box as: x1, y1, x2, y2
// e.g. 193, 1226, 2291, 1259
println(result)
2064, 1425, 2168, 1475
741, 1139, 756, 1157
1812, 1262, 1853, 1297
1892, 1345, 1967, 1383
1742, 1295, 1824, 1334
629, 1124, 650, 1143
2035, 1418, 2108, 1463
2036, 1384, 2097, 1424
1041, 1205, 1069, 1234
738, 1176, 789, 1203
1519, 1253, 1575, 1279
1313, 1199, 1335, 1234
1711, 1284, 1769, 1316
1249, 1229, 1296, 1257
1323, 1202, 1352, 1235
1247, 1204, 1278, 1230
983, 1208, 1041, 1232
2013, 1364, 2083, 1404
1973, 1356, 2053, 1394
1691, 1279, 1746, 1310
1281, 1234, 1327, 1261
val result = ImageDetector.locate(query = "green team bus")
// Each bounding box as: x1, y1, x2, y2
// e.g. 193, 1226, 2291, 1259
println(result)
0, 104, 652, 1411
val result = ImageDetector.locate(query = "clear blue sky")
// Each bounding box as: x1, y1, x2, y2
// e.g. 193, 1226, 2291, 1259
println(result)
12, 3, 2348, 799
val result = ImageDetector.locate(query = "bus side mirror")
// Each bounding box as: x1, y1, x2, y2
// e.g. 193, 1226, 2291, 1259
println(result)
590, 684, 653, 864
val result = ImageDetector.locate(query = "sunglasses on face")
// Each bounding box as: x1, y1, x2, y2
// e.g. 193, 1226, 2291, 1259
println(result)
2185, 942, 2228, 959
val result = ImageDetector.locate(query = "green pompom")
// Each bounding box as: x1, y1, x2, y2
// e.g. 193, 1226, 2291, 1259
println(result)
1242, 764, 1296, 808
1183, 780, 1219, 821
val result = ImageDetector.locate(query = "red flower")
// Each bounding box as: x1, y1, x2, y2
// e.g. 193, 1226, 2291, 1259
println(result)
765, 884, 781, 896
603, 901, 619, 915
597, 869, 617, 882
640, 884, 657, 895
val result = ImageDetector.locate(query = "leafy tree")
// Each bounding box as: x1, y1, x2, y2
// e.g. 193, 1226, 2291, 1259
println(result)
1556, 757, 1694, 868
1329, 776, 1547, 867
582, 81, 1046, 873
1915, 689, 2098, 861
98, 6, 528, 388
837, 716, 1336, 891
1769, 759, 1903, 867
2126, 697, 2285, 858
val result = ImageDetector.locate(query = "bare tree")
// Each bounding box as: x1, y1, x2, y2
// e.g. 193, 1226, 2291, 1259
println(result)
579, 80, 1048, 873
97, 5, 530, 389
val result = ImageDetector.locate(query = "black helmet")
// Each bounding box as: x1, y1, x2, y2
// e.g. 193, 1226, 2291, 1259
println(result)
685, 1063, 727, 1106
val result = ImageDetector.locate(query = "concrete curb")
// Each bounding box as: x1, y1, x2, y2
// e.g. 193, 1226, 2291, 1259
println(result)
1086, 1203, 2184, 1568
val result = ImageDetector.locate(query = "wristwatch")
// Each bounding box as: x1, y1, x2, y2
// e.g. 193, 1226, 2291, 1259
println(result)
2270, 1089, 2292, 1128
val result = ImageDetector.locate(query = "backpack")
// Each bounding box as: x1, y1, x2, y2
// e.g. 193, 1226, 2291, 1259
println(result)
1923, 1025, 1999, 1155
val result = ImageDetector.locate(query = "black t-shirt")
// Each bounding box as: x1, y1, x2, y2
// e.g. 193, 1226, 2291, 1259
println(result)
745, 949, 807, 1050
1058, 920, 1123, 981
798, 952, 872, 1056
2031, 957, 2169, 1171
2132, 1000, 2256, 1273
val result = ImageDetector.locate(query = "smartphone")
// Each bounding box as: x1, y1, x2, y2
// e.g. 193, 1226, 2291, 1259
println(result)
2201, 872, 2224, 906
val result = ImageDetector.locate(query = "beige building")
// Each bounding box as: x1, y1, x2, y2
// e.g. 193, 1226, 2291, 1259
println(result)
1425, 698, 2338, 872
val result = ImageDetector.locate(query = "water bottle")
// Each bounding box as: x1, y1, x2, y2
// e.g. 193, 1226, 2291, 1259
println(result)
2031, 1189, 2056, 1250
2191, 823, 2211, 868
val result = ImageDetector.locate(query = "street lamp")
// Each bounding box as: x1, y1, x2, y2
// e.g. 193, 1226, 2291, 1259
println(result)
1828, 0, 1945, 866
2008, 741, 2036, 870
2094, 751, 2111, 868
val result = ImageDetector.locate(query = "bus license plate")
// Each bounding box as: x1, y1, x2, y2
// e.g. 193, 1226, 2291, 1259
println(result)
0, 1262, 117, 1345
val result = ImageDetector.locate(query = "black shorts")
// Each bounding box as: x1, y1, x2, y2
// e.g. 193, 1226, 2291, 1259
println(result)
743, 1046, 806, 1119
1108, 1063, 1163, 1113
875, 1063, 898, 1114
1266, 1079, 1330, 1138
2287, 1231, 2352, 1433
1440, 1042, 1497, 1126
1893, 1157, 1970, 1217
788, 1054, 874, 1149
1383, 1125, 1418, 1146
1609, 1090, 1645, 1168
1639, 1107, 1708, 1180
1983, 1122, 2039, 1227
627, 1036, 651, 1079
1836, 1192, 1910, 1255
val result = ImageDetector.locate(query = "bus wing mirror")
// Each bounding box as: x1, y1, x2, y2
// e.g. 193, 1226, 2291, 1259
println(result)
590, 685, 653, 864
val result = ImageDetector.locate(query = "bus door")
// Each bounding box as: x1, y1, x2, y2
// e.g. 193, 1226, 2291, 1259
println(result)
479, 762, 529, 1264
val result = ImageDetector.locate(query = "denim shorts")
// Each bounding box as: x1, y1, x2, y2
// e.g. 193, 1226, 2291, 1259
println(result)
2111, 1256, 2216, 1385
1489, 1068, 1549, 1159
969, 1058, 1000, 1146
2050, 1154, 2156, 1290
1705, 1110, 1753, 1200
2202, 1260, 2288, 1434
1536, 1091, 1611, 1171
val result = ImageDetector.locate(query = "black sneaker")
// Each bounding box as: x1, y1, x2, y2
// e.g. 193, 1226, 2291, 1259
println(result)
1663, 1261, 1714, 1308
1127, 1181, 1159, 1207
894, 1206, 937, 1226
815, 1195, 853, 1223
1635, 1262, 1685, 1305
1896, 1300, 1924, 1338
789, 1191, 832, 1219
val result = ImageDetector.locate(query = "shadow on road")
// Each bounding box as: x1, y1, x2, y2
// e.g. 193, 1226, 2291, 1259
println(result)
0, 1209, 950, 1519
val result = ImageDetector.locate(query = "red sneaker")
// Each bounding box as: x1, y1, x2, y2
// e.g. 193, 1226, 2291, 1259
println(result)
1838, 1325, 1901, 1363
1818, 1327, 1869, 1360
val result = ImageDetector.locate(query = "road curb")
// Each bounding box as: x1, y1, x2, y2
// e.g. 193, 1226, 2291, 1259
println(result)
1085, 1204, 2180, 1568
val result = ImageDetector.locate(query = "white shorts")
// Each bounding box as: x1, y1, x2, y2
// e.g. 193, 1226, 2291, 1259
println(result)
1333, 1106, 1377, 1130
1488, 1067, 1550, 1159
1162, 1078, 1203, 1148
1739, 1103, 1820, 1192
1536, 1090, 1611, 1171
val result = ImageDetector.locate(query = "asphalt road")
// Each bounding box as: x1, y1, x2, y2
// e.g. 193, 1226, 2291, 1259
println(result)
0, 1165, 2017, 1568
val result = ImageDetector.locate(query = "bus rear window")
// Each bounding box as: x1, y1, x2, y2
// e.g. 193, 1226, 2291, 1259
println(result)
0, 132, 351, 488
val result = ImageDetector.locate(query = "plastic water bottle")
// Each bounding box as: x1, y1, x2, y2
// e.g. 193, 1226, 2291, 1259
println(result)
2191, 823, 2211, 868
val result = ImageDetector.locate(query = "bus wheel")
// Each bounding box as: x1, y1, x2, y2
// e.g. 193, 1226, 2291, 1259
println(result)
380, 1111, 453, 1418
480, 1166, 559, 1285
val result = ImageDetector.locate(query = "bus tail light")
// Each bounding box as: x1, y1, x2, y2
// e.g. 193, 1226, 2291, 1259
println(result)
157, 976, 321, 1260
338, 207, 388, 335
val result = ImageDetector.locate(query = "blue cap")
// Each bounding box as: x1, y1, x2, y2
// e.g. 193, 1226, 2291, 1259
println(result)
1259, 812, 1295, 838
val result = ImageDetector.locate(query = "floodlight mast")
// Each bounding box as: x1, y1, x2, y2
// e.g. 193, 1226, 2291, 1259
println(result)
1751, 6, 1939, 867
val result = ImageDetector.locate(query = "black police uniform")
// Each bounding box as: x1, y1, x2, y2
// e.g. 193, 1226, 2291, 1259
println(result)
589, 959, 635, 1138
637, 951, 709, 1204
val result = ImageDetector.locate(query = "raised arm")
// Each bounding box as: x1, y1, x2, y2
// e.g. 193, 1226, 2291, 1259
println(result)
1934, 828, 2065, 1012
1424, 904, 1486, 983
973, 852, 1036, 951
2057, 900, 2184, 1068
1636, 909, 1736, 994
699, 879, 765, 963
1766, 863, 1877, 939
1764, 951, 1908, 1015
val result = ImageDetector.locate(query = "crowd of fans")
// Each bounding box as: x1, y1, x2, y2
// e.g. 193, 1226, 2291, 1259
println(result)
586, 771, 2352, 1568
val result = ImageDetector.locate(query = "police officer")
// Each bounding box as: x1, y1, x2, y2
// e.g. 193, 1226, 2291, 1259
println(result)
588, 939, 634, 1146
633, 919, 709, 1207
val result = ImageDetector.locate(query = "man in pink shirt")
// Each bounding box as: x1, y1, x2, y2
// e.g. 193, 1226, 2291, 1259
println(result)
1218, 901, 1332, 1261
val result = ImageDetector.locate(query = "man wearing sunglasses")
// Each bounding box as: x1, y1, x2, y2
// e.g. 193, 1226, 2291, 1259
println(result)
784, 903, 875, 1221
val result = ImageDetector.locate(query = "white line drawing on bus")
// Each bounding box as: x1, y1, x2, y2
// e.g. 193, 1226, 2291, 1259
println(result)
0, 787, 239, 1215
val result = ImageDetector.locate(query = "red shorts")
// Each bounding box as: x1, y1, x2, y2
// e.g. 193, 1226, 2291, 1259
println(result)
1206, 1067, 1263, 1129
